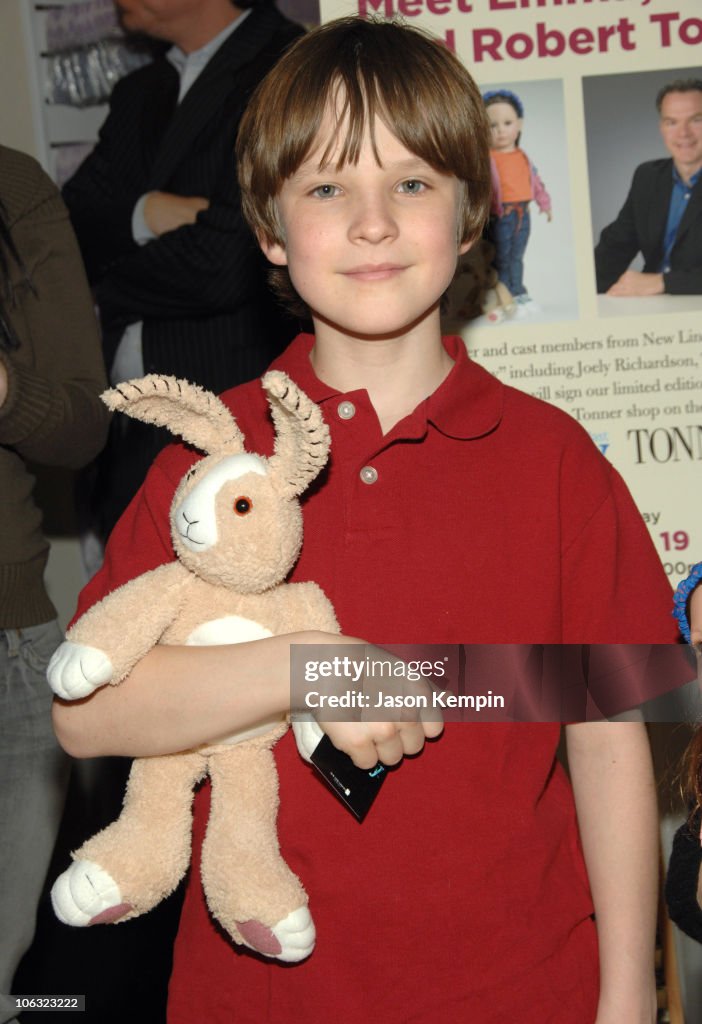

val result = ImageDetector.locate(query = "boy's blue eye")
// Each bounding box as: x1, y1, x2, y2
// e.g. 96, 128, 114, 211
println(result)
312, 184, 339, 198
399, 179, 425, 194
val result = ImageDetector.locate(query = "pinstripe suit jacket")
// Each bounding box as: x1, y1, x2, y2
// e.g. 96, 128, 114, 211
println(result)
63, 4, 303, 388
62, 5, 303, 536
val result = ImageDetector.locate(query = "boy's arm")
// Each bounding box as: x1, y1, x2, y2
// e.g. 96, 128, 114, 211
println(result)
52, 632, 312, 758
52, 633, 441, 762
566, 720, 658, 1024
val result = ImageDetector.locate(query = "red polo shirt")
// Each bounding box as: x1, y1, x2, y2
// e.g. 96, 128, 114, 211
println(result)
77, 335, 678, 1023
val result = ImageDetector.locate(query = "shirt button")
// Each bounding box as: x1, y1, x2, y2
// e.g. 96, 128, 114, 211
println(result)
360, 465, 378, 485
338, 401, 356, 420
685, 192, 690, 200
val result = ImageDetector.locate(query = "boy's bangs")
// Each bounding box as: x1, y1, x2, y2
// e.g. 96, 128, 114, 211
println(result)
281, 33, 484, 184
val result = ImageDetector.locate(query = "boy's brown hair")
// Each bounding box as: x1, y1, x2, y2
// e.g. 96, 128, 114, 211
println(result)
236, 16, 491, 315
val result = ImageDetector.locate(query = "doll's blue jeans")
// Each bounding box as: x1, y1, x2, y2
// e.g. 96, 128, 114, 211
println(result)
492, 204, 530, 297
0, 621, 69, 1024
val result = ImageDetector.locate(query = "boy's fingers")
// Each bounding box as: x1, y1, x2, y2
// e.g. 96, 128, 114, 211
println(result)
373, 720, 440, 762
373, 732, 405, 767
396, 720, 429, 756
420, 715, 445, 740
319, 712, 443, 770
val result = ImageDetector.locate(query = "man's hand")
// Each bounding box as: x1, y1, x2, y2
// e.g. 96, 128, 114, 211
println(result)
143, 191, 210, 237
0, 359, 7, 409
541, 209, 553, 222
607, 270, 664, 297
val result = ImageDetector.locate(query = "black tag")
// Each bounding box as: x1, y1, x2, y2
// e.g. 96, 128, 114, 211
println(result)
309, 734, 387, 821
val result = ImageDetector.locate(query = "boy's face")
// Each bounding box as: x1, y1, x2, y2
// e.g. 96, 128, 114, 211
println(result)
260, 110, 470, 344
487, 102, 522, 153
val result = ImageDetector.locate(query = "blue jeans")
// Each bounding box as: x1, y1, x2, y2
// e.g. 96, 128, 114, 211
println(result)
492, 206, 531, 297
0, 621, 69, 1024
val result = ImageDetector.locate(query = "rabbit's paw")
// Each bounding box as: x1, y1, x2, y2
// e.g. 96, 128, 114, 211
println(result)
237, 906, 316, 963
47, 641, 113, 700
291, 719, 324, 763
51, 860, 133, 926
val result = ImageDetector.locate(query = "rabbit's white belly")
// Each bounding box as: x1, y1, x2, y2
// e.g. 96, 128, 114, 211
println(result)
186, 615, 284, 746
185, 614, 273, 647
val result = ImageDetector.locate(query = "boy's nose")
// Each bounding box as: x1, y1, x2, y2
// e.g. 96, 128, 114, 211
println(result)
348, 193, 399, 243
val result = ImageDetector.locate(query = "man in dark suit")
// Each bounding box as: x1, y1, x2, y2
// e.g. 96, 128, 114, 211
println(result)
63, 0, 303, 539
594, 79, 702, 297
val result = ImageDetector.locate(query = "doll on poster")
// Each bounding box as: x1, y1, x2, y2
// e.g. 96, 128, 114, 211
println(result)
483, 90, 552, 321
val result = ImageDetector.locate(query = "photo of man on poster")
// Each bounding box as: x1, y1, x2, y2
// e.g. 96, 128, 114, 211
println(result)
592, 77, 702, 298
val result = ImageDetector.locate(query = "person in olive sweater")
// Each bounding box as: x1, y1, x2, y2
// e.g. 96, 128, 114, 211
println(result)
0, 144, 110, 1024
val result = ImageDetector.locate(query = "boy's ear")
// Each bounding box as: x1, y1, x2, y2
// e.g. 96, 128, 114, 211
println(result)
458, 239, 473, 257
258, 235, 288, 267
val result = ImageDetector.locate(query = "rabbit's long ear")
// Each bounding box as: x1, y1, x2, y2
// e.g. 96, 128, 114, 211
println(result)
102, 375, 245, 455
264, 371, 330, 498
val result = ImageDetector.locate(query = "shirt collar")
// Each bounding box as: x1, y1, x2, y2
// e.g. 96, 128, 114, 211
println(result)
167, 10, 249, 80
270, 334, 504, 441
672, 164, 702, 189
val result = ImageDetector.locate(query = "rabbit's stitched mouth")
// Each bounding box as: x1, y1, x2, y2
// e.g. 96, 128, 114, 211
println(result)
179, 511, 205, 546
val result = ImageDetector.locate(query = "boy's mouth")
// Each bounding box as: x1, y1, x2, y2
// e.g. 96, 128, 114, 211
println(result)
343, 264, 406, 282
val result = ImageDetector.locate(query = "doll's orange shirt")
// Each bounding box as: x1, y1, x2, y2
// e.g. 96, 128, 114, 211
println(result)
492, 148, 532, 202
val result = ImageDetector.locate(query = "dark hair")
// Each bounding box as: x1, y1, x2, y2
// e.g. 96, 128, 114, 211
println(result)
684, 727, 702, 821
482, 90, 524, 119
656, 78, 702, 112
0, 197, 31, 351
237, 16, 491, 315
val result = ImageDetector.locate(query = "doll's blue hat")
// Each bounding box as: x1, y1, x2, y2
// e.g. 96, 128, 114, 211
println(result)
672, 562, 702, 643
482, 89, 524, 118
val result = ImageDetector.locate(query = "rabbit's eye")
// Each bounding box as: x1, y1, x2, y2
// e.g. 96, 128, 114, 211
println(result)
234, 496, 253, 516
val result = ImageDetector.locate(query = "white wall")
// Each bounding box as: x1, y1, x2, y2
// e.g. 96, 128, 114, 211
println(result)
0, 0, 41, 158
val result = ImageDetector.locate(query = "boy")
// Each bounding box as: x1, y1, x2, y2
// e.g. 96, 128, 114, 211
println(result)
54, 18, 679, 1023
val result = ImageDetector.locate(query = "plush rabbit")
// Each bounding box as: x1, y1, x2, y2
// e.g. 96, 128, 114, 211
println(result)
47, 371, 338, 962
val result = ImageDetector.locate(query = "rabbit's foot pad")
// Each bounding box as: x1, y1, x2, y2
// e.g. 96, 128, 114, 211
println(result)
51, 859, 133, 927
236, 906, 315, 962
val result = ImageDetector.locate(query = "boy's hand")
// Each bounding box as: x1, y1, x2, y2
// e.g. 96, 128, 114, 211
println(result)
300, 643, 445, 769
319, 715, 443, 770
290, 638, 446, 770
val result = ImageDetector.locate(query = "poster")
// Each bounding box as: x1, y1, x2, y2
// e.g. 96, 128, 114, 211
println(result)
319, 0, 702, 585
